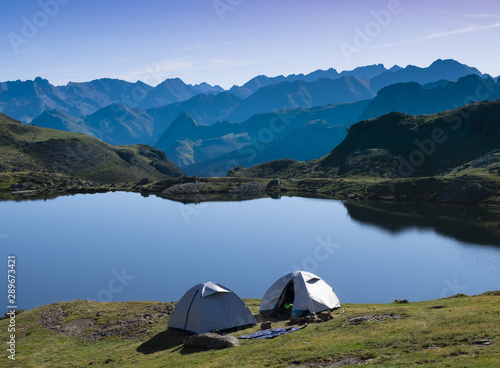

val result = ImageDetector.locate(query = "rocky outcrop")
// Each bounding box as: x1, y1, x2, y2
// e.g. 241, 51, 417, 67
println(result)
183, 333, 239, 349
161, 182, 205, 196
230, 181, 265, 195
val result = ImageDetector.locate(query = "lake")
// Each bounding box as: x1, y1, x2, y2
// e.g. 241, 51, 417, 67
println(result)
1, 192, 499, 313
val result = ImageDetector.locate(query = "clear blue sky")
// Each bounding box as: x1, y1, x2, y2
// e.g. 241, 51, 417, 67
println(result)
1, 0, 499, 88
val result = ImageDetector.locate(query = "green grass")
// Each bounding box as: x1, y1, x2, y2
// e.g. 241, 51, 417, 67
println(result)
1, 293, 498, 367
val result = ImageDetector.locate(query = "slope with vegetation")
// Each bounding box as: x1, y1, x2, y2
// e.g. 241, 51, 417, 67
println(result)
0, 113, 183, 198
0, 292, 498, 367
228, 100, 500, 206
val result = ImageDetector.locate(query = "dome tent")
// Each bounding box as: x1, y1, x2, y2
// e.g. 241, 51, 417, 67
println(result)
259, 271, 340, 316
168, 281, 256, 334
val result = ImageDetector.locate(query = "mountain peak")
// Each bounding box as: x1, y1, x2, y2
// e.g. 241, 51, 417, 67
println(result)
173, 111, 199, 127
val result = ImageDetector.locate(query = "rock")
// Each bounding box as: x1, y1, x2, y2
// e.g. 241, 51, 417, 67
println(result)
473, 339, 492, 346
136, 177, 150, 186
261, 321, 272, 330
289, 317, 300, 325
230, 181, 265, 195
9, 182, 29, 191
394, 299, 408, 303
161, 182, 205, 195
439, 183, 489, 204
304, 315, 321, 324
104, 358, 116, 364
183, 333, 239, 349
317, 311, 333, 321
266, 178, 282, 189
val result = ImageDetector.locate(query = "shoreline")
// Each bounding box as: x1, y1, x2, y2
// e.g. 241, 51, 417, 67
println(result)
2, 171, 500, 208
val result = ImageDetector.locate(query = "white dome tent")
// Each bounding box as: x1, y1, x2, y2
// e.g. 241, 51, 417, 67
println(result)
168, 281, 256, 334
259, 271, 340, 316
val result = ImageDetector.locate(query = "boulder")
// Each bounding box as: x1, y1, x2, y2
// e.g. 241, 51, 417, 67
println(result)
304, 315, 321, 324
266, 178, 282, 189
230, 181, 265, 195
136, 177, 150, 186
183, 333, 239, 349
260, 321, 272, 330
317, 311, 333, 321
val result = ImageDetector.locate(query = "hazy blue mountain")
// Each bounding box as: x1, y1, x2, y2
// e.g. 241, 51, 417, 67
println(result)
361, 75, 500, 120
32, 109, 94, 136
0, 77, 68, 124
388, 65, 403, 72
138, 78, 224, 109
227, 76, 376, 122
82, 104, 155, 146
370, 59, 482, 91
183, 119, 348, 177
338, 64, 388, 79
147, 91, 242, 133
33, 91, 242, 145
0, 59, 485, 125
61, 78, 153, 116
228, 64, 388, 99
0, 76, 223, 123
156, 100, 370, 176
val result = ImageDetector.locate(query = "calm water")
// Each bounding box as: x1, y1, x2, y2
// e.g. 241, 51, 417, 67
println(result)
1, 192, 499, 313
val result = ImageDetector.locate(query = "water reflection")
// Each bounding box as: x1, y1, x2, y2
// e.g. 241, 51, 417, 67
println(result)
343, 201, 500, 247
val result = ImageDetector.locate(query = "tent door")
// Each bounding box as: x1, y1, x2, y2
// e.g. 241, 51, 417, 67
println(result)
274, 279, 295, 316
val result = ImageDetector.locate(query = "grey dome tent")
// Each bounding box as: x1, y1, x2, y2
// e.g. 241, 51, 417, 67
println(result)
259, 271, 340, 316
168, 281, 256, 334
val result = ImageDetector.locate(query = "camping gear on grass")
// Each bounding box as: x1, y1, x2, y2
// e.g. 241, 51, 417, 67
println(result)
168, 281, 256, 334
259, 271, 340, 316
239, 325, 306, 340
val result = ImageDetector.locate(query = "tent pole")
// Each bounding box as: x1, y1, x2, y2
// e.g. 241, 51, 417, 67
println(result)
183, 289, 199, 331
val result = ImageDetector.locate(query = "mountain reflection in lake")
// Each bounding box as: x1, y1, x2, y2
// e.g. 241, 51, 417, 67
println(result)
343, 200, 500, 247
1, 192, 499, 313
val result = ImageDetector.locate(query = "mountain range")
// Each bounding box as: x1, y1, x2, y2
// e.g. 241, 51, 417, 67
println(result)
3, 59, 498, 177
2, 59, 483, 125
0, 77, 223, 124
155, 74, 499, 176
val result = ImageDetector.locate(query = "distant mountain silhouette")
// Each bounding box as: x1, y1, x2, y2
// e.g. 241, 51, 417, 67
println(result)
361, 75, 500, 120
227, 76, 376, 122
228, 64, 387, 98
370, 59, 482, 91
137, 78, 223, 109
0, 77, 222, 123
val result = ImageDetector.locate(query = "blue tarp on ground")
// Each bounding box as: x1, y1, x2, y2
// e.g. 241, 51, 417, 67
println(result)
238, 325, 306, 339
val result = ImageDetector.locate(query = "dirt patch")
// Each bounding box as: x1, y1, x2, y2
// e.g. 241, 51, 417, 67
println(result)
344, 314, 400, 326
289, 357, 368, 367
38, 303, 175, 341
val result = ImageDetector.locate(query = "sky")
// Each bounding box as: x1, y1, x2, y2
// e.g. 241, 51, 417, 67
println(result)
1, 0, 499, 89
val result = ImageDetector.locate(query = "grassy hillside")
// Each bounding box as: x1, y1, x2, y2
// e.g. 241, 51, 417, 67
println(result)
0, 113, 183, 194
1, 292, 498, 367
